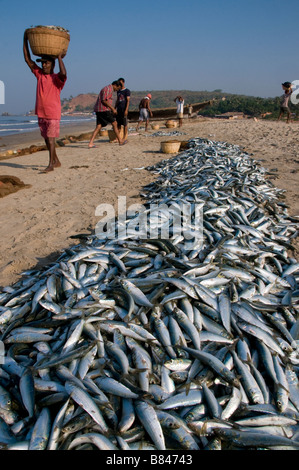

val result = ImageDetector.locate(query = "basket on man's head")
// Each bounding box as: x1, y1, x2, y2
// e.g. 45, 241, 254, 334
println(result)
26, 25, 70, 58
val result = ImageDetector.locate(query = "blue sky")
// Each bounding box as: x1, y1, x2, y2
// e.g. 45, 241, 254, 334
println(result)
0, 0, 298, 114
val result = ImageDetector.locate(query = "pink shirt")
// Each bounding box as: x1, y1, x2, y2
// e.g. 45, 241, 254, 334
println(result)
32, 65, 66, 120
94, 84, 113, 112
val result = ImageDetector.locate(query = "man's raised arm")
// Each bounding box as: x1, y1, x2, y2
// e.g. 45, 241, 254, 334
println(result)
57, 53, 67, 81
23, 31, 36, 71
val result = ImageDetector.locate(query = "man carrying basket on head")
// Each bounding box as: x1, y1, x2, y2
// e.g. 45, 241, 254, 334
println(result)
23, 31, 67, 173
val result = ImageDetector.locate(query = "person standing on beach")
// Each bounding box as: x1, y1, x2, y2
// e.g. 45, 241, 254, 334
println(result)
136, 94, 153, 132
115, 78, 131, 141
278, 82, 293, 123
23, 31, 67, 173
174, 95, 184, 127
88, 81, 127, 148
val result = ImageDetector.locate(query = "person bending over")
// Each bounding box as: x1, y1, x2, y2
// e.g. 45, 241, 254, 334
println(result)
88, 81, 127, 148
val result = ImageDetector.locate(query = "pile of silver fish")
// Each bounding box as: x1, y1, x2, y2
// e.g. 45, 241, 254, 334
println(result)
150, 130, 187, 137
1, 138, 299, 451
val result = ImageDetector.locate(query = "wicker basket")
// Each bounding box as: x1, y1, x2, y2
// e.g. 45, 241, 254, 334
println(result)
165, 120, 178, 128
100, 129, 109, 136
26, 27, 70, 57
151, 124, 160, 130
161, 141, 181, 154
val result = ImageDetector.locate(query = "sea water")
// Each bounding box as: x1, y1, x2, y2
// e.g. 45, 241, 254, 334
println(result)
0, 114, 95, 137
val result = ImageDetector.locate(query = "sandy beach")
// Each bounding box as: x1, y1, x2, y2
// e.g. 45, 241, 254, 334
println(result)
0, 116, 298, 289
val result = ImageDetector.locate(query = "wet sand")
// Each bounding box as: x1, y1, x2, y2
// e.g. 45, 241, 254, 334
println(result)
0, 119, 95, 152
0, 116, 298, 288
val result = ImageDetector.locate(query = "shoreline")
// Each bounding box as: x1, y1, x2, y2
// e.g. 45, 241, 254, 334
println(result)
0, 119, 96, 153
0, 116, 298, 288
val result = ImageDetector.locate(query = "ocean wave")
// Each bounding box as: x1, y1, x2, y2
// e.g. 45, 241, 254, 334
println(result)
0, 122, 37, 127
0, 128, 35, 133
0, 115, 94, 136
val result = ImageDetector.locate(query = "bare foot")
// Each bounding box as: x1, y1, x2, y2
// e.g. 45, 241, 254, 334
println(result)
53, 161, 61, 168
42, 166, 54, 173
119, 140, 128, 146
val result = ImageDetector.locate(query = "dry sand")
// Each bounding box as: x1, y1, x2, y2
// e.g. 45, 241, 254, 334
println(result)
0, 116, 298, 289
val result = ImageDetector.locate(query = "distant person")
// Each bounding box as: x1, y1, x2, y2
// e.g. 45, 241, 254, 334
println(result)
187, 104, 193, 118
136, 94, 153, 132
278, 82, 293, 123
23, 31, 67, 173
115, 78, 131, 141
88, 81, 127, 148
174, 96, 184, 127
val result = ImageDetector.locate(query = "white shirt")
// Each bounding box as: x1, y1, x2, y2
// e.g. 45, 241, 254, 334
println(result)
176, 98, 184, 113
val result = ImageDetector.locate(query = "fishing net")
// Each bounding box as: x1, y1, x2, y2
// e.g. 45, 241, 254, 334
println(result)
0, 175, 31, 198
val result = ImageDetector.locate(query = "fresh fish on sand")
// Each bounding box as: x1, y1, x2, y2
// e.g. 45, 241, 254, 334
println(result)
0, 138, 299, 450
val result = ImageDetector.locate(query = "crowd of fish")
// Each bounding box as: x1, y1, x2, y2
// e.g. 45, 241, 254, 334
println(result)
149, 130, 187, 137
1, 138, 299, 451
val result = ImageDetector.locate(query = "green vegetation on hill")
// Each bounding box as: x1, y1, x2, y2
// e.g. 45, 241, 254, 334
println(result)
61, 90, 298, 119
199, 95, 296, 119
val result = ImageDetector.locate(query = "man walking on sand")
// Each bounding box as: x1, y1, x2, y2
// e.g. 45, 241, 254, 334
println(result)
174, 95, 184, 127
278, 82, 293, 124
89, 81, 127, 148
136, 94, 153, 132
115, 77, 131, 141
23, 31, 67, 173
